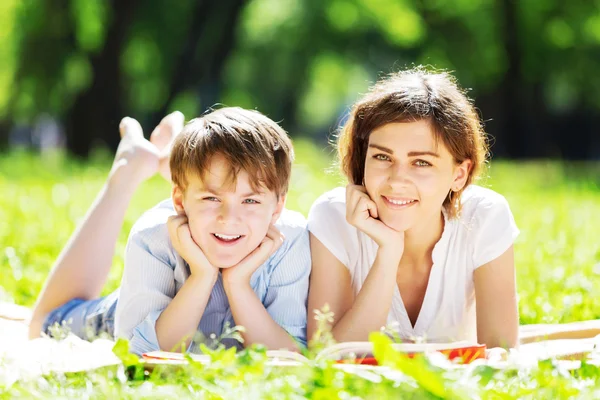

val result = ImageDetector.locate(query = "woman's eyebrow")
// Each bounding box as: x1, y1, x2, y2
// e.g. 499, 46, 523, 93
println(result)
407, 151, 440, 158
368, 143, 394, 153
369, 143, 440, 158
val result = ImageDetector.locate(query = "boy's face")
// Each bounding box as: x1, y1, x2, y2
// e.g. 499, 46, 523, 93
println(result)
172, 154, 285, 269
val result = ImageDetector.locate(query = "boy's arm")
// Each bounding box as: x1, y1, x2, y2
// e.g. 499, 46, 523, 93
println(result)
223, 227, 310, 350
115, 223, 179, 355
115, 213, 217, 355
224, 281, 300, 350
154, 214, 219, 351
155, 272, 217, 351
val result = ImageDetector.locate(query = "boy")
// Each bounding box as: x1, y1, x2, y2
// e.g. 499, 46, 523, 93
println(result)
116, 108, 309, 355
30, 108, 310, 355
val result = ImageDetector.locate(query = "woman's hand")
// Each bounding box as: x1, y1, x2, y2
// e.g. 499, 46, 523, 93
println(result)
345, 184, 405, 255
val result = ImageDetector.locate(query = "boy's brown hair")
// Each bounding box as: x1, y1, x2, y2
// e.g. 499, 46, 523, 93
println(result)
337, 67, 489, 218
170, 107, 294, 197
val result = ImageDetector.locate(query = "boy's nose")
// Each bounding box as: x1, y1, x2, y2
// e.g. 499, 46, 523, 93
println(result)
217, 204, 240, 223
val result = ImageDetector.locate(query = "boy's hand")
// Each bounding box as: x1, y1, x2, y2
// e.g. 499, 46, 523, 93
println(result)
167, 213, 218, 280
346, 184, 404, 255
222, 224, 284, 287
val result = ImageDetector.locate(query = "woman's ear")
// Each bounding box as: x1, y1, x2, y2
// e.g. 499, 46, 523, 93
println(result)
270, 194, 287, 224
172, 185, 186, 214
452, 159, 472, 192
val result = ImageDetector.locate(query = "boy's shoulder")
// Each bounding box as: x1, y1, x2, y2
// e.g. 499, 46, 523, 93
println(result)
129, 198, 176, 242
274, 208, 308, 243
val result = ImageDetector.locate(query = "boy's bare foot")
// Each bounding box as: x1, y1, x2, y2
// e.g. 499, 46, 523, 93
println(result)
109, 117, 160, 188
150, 111, 184, 182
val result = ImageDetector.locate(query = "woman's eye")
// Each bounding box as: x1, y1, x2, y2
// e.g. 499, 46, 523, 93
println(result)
243, 199, 259, 204
415, 160, 431, 167
374, 154, 391, 162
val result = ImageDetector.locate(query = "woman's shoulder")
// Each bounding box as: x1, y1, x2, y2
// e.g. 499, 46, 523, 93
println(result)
457, 185, 519, 268
459, 185, 512, 224
308, 187, 363, 269
311, 186, 347, 206
308, 187, 347, 223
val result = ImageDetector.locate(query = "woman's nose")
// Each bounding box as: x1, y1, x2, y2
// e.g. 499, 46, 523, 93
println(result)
389, 162, 412, 184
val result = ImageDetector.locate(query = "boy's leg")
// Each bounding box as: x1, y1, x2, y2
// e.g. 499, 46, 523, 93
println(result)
29, 112, 183, 339
150, 112, 184, 182
42, 290, 120, 340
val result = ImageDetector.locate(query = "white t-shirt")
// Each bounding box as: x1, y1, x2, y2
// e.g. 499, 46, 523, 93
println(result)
307, 184, 519, 343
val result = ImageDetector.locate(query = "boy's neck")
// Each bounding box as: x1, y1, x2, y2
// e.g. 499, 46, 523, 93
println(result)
400, 211, 445, 270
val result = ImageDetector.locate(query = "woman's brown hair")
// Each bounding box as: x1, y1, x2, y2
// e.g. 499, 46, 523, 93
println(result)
338, 67, 489, 218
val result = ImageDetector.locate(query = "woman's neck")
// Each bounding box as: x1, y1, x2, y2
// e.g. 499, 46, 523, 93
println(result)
401, 210, 445, 269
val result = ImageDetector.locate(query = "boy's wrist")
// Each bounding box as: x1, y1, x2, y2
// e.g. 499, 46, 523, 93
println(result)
187, 269, 219, 287
222, 273, 252, 294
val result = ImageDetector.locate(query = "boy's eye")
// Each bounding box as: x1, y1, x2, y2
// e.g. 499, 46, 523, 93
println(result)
203, 196, 219, 202
374, 154, 391, 162
243, 199, 260, 204
414, 160, 431, 167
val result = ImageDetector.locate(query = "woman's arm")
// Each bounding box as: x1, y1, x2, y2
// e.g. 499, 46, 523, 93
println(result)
307, 234, 402, 343
474, 245, 519, 349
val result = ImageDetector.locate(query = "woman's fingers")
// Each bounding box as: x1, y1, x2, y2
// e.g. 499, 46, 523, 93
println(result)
348, 189, 378, 225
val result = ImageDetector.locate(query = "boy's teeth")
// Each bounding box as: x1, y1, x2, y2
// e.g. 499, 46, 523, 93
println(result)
387, 198, 415, 205
214, 233, 241, 240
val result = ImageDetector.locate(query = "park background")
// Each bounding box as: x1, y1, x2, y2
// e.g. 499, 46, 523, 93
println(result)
2, 0, 600, 321
0, 1, 600, 397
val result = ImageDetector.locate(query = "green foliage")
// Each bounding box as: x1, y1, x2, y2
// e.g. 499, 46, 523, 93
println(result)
2, 0, 600, 159
2, 327, 600, 397
1, 148, 600, 397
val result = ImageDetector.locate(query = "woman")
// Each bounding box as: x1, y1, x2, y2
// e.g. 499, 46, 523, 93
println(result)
307, 67, 519, 349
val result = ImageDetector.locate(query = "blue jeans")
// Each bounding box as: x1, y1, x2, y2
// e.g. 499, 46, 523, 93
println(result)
42, 290, 119, 340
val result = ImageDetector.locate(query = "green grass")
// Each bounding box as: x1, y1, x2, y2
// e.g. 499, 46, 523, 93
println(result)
1, 143, 600, 398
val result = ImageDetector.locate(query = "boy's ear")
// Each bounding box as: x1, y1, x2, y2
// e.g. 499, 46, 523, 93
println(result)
452, 159, 472, 192
171, 185, 186, 214
271, 194, 286, 224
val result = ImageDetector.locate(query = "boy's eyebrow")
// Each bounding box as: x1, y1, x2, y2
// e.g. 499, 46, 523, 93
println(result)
369, 143, 440, 158
240, 190, 264, 197
196, 185, 264, 197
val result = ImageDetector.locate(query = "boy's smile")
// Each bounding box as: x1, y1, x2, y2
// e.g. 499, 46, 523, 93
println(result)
211, 232, 244, 246
172, 154, 284, 269
212, 233, 243, 242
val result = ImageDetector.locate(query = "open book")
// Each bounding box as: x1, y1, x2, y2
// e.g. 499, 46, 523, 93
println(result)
142, 341, 486, 367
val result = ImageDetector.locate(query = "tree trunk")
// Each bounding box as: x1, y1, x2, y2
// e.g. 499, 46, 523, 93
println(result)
64, 0, 139, 157
151, 0, 247, 126
496, 0, 524, 158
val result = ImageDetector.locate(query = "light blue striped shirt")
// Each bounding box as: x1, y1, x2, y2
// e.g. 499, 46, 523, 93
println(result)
114, 199, 310, 356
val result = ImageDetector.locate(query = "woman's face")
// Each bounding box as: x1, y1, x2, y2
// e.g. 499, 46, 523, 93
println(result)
363, 120, 471, 231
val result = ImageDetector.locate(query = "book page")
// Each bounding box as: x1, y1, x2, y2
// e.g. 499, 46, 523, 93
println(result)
316, 341, 481, 361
